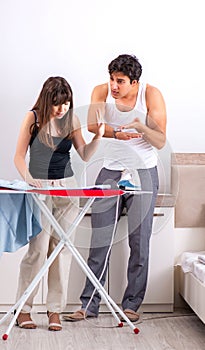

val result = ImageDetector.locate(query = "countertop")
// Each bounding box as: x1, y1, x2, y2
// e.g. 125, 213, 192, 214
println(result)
80, 193, 176, 209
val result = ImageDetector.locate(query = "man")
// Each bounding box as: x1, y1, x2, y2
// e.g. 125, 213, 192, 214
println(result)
64, 54, 167, 322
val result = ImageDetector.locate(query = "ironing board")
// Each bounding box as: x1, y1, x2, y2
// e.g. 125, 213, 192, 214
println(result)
0, 186, 141, 340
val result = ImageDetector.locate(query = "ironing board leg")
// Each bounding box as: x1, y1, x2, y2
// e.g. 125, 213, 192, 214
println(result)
34, 194, 139, 334
64, 240, 139, 333
1, 193, 139, 340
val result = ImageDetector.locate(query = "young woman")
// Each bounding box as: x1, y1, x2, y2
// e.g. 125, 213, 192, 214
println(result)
14, 76, 104, 331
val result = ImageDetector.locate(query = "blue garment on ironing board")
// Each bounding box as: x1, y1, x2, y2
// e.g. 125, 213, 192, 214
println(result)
0, 194, 41, 255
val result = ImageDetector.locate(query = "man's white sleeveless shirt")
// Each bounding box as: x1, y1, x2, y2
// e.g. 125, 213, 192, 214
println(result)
103, 82, 158, 170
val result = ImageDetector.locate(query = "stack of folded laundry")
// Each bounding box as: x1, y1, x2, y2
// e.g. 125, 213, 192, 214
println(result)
178, 251, 205, 284
198, 254, 205, 265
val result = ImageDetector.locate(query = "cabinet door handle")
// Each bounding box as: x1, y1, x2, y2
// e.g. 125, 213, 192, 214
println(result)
85, 213, 165, 217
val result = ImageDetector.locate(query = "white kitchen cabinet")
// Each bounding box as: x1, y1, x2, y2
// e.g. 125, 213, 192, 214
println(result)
0, 207, 174, 313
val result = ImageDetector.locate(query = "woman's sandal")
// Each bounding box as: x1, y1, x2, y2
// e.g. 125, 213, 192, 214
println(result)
16, 312, 37, 329
47, 311, 62, 331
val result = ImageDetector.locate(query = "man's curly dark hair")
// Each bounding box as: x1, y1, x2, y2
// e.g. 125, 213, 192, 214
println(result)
108, 54, 142, 83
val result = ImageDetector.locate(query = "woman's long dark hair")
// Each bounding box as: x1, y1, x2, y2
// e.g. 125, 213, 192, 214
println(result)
32, 76, 74, 148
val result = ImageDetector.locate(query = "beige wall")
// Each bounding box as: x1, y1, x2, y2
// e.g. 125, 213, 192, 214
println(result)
172, 153, 205, 306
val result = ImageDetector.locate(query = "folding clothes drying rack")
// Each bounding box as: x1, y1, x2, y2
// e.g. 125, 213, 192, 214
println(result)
0, 187, 141, 340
